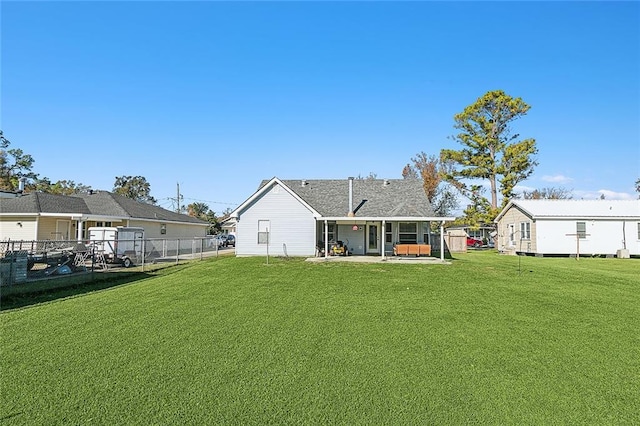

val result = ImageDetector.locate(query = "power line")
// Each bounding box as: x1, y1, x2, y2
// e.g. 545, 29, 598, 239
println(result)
182, 197, 238, 206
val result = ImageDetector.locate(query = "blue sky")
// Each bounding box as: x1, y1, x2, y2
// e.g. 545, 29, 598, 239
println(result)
2, 1, 639, 214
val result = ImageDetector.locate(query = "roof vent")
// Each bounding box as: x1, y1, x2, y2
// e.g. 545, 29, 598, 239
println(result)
301, 179, 308, 187
383, 179, 390, 186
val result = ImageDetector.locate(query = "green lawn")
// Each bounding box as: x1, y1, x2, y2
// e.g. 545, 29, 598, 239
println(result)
1, 252, 638, 424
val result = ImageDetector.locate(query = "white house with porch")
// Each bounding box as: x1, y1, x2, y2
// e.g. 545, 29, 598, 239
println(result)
230, 177, 455, 260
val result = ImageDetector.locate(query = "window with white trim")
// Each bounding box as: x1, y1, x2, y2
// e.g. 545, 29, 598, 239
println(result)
576, 222, 586, 239
327, 223, 336, 242
508, 224, 516, 245
398, 222, 417, 244
258, 220, 270, 244
520, 222, 531, 240
385, 223, 392, 243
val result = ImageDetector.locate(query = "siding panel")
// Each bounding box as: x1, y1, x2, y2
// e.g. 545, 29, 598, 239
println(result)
236, 183, 316, 256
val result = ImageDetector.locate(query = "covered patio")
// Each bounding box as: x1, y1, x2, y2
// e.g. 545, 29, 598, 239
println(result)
316, 216, 455, 262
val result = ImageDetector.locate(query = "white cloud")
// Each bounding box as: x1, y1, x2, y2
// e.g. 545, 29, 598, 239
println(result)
542, 174, 574, 184
573, 189, 635, 200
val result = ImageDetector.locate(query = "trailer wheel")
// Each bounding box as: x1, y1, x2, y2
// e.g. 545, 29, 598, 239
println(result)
123, 257, 132, 268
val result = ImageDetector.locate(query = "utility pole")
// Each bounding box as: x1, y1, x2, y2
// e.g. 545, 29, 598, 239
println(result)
176, 182, 180, 213
168, 182, 183, 213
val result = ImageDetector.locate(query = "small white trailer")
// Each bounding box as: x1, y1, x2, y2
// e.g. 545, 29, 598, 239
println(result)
88, 226, 144, 268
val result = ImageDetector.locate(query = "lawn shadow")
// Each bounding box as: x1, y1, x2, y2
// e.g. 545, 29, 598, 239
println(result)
0, 272, 155, 311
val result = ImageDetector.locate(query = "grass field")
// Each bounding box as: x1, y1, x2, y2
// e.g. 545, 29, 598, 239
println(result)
1, 252, 638, 424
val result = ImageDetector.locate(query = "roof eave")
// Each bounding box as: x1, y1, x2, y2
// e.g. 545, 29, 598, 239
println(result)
320, 216, 456, 222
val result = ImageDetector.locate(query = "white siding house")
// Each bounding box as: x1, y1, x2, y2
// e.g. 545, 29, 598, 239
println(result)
235, 181, 318, 257
231, 177, 455, 259
494, 199, 640, 257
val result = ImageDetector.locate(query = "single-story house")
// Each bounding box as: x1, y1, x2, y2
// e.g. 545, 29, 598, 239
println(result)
0, 190, 209, 242
230, 177, 455, 260
220, 216, 237, 236
494, 199, 640, 257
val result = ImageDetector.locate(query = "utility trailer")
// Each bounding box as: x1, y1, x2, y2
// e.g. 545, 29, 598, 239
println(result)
88, 226, 144, 268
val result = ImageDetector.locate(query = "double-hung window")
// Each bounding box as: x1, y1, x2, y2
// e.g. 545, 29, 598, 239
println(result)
520, 222, 531, 240
576, 222, 586, 239
398, 222, 417, 244
385, 223, 392, 243
326, 223, 336, 242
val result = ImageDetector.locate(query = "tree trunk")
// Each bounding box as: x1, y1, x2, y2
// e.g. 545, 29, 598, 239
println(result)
490, 175, 498, 210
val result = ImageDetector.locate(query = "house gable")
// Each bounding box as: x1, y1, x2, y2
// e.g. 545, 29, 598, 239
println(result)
235, 180, 317, 257
232, 177, 320, 219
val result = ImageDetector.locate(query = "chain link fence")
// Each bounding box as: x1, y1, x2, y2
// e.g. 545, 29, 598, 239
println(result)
0, 236, 227, 288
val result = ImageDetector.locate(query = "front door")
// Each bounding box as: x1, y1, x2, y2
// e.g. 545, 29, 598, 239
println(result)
366, 224, 379, 254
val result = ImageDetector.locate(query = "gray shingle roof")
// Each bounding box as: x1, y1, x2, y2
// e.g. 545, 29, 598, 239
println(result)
0, 192, 91, 214
259, 178, 436, 217
0, 191, 208, 224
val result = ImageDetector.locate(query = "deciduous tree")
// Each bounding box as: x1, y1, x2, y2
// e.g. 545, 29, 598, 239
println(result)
402, 151, 459, 216
441, 90, 538, 215
187, 202, 220, 234
113, 175, 157, 204
0, 130, 38, 191
34, 178, 92, 195
520, 187, 572, 200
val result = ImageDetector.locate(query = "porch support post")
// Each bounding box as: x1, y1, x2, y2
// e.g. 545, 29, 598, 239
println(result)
76, 220, 84, 242
440, 220, 445, 261
381, 219, 386, 260
324, 220, 329, 259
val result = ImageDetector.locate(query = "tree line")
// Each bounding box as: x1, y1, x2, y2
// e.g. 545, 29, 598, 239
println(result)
0, 131, 223, 233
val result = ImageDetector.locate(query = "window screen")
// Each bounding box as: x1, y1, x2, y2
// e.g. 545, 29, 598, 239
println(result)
258, 220, 270, 244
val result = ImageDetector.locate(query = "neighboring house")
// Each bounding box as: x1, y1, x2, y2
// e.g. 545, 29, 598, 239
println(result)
220, 216, 237, 236
230, 177, 455, 259
494, 199, 640, 257
0, 190, 209, 241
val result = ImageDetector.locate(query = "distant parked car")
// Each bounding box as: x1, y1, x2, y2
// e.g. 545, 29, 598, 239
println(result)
225, 235, 236, 247
213, 235, 227, 248
466, 236, 483, 248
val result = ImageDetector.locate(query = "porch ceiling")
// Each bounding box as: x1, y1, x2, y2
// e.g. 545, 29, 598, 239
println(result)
319, 216, 456, 223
